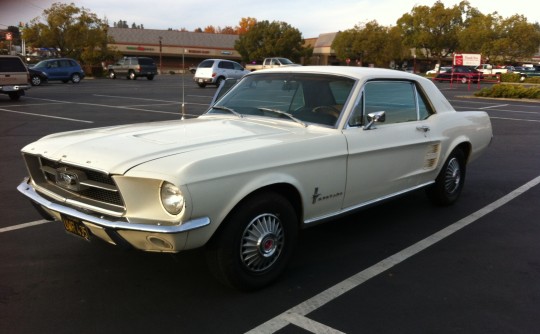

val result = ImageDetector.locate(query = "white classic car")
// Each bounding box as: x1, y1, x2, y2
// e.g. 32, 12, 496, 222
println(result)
18, 66, 492, 290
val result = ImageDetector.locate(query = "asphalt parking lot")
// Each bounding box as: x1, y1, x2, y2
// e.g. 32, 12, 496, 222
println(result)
1, 75, 539, 334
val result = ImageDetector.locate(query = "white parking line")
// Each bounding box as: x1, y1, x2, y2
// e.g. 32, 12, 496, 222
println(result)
0, 219, 51, 233
0, 107, 94, 123
246, 175, 540, 334
490, 116, 540, 123
479, 104, 509, 109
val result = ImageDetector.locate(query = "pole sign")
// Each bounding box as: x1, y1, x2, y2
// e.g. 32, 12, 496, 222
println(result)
454, 53, 481, 66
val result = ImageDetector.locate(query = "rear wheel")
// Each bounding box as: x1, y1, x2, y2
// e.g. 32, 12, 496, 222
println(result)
197, 82, 206, 88
147, 75, 154, 80
8, 92, 21, 101
71, 73, 82, 83
205, 192, 298, 290
215, 76, 225, 87
426, 149, 466, 206
460, 76, 468, 84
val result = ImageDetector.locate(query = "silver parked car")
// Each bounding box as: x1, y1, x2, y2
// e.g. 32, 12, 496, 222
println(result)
193, 59, 249, 88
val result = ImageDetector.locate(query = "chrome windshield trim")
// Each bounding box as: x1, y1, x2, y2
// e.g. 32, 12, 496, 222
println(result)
17, 178, 210, 234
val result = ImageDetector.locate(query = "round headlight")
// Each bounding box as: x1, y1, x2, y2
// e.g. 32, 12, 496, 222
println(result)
160, 182, 185, 215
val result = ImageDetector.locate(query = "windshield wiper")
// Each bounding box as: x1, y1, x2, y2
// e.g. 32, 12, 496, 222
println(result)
212, 105, 243, 118
257, 107, 307, 127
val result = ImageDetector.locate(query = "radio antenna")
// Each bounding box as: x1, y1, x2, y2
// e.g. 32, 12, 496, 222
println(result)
181, 48, 186, 120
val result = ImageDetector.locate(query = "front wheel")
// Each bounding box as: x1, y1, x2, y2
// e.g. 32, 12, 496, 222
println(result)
128, 71, 137, 80
461, 76, 468, 84
31, 75, 42, 86
108, 71, 116, 79
205, 192, 298, 290
426, 149, 466, 206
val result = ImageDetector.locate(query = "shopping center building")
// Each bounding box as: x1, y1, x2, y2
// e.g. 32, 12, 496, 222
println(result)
107, 27, 340, 72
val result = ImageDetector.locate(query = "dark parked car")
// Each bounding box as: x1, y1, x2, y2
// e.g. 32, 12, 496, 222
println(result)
516, 66, 540, 82
31, 58, 85, 84
28, 67, 48, 86
433, 66, 484, 84
107, 57, 158, 80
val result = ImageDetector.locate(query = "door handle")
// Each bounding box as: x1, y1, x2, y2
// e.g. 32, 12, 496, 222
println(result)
416, 125, 430, 133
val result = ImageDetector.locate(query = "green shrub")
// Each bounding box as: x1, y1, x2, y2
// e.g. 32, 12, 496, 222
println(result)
474, 84, 540, 99
500, 73, 521, 83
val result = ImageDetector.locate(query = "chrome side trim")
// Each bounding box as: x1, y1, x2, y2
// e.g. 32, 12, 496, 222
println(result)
304, 181, 435, 225
17, 178, 210, 234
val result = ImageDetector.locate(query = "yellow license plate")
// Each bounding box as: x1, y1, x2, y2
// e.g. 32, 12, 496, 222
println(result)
62, 215, 91, 241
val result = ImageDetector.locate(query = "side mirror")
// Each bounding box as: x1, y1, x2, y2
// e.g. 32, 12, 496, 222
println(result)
363, 111, 386, 130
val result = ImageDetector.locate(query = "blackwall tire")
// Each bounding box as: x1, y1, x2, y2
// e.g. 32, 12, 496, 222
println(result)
426, 149, 466, 206
31, 75, 42, 86
205, 192, 298, 291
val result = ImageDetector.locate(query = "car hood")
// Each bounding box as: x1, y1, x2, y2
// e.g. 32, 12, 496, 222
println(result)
22, 116, 317, 174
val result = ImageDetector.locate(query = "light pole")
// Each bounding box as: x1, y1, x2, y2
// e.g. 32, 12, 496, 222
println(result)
413, 54, 417, 74
158, 36, 162, 74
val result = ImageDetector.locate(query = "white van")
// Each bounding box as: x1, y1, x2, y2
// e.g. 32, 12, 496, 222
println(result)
194, 59, 249, 88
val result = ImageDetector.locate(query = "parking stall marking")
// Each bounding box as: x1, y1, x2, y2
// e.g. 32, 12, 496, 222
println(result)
0, 107, 94, 123
24, 96, 184, 116
246, 175, 540, 334
478, 104, 509, 109
488, 116, 540, 123
0, 219, 50, 233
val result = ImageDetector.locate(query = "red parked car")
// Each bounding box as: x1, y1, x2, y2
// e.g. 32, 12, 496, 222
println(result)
433, 66, 484, 84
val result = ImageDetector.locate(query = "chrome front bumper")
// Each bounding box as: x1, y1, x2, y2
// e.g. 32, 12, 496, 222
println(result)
17, 178, 211, 252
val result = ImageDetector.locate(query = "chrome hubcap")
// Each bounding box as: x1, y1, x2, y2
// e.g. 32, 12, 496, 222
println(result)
444, 157, 461, 194
240, 213, 284, 272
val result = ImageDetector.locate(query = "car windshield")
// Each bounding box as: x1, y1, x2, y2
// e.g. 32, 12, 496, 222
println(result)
277, 58, 294, 65
33, 60, 49, 68
207, 73, 355, 127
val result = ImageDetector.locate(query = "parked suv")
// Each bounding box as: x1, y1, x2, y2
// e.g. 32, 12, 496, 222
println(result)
31, 58, 85, 84
107, 57, 158, 80
194, 59, 249, 88
0, 55, 31, 100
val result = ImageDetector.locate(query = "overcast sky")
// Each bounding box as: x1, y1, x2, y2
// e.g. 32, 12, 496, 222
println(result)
2, 0, 540, 38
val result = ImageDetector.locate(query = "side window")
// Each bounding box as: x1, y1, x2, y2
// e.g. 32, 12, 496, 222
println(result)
364, 81, 418, 124
59, 60, 71, 67
233, 62, 243, 70
219, 61, 234, 70
417, 90, 434, 120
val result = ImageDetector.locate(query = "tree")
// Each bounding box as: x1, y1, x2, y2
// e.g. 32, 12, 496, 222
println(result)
114, 20, 128, 28
234, 20, 309, 63
204, 25, 216, 33
332, 21, 409, 67
396, 0, 464, 64
23, 2, 116, 66
220, 26, 237, 35
496, 15, 540, 63
236, 17, 257, 35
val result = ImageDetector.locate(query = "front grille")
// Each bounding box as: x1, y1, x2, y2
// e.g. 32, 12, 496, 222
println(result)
24, 154, 125, 214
